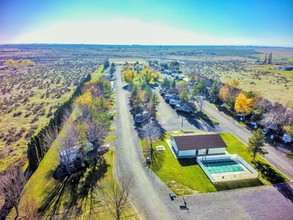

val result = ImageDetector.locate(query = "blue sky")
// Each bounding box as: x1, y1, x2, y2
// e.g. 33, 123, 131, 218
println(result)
0, 0, 292, 46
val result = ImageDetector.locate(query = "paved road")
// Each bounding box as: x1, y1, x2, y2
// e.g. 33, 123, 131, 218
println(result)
114, 66, 176, 220
202, 101, 293, 181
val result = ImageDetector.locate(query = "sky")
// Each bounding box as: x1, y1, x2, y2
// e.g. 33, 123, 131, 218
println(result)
0, 0, 293, 46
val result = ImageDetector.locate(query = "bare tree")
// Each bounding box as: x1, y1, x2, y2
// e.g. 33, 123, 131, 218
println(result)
98, 175, 135, 220
143, 122, 162, 159
0, 166, 26, 220
260, 102, 286, 131
58, 124, 79, 174
86, 121, 108, 161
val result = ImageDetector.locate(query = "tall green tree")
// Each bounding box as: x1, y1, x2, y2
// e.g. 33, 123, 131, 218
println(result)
248, 129, 267, 161
210, 81, 219, 97
179, 88, 189, 103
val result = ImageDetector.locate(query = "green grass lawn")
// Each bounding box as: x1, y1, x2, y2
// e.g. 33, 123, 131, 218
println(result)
237, 121, 246, 127
15, 136, 137, 219
11, 105, 137, 219
145, 132, 289, 195
144, 138, 216, 195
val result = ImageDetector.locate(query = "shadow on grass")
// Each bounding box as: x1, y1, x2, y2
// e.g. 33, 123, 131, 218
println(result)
273, 183, 293, 203
178, 158, 196, 167
215, 178, 263, 191
253, 160, 286, 184
39, 159, 109, 219
149, 151, 165, 172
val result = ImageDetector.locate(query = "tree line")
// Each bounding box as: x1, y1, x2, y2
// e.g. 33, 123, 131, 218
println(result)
26, 73, 92, 173
218, 79, 293, 137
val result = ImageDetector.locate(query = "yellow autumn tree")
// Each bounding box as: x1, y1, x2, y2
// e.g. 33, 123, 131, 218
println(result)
234, 93, 254, 116
74, 91, 93, 106
140, 67, 161, 84
123, 68, 138, 83
219, 85, 231, 102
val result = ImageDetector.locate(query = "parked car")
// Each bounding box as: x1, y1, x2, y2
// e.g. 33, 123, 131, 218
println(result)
250, 121, 258, 129
135, 111, 149, 123
178, 75, 184, 80
175, 103, 192, 113
282, 134, 292, 143
164, 94, 175, 102
262, 128, 269, 135
170, 98, 180, 106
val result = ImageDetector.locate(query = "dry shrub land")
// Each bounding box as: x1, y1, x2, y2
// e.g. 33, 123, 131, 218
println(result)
0, 44, 292, 172
0, 45, 103, 171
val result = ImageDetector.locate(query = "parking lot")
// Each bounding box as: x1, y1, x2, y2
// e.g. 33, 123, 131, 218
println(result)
155, 89, 214, 132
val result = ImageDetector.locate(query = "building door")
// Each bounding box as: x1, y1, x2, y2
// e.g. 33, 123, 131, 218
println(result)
206, 149, 209, 155
196, 150, 198, 155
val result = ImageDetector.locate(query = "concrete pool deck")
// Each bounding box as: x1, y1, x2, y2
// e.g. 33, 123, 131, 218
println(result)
197, 154, 258, 183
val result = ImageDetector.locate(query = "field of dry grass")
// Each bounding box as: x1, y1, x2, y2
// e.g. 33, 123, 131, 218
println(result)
220, 65, 293, 106
0, 45, 102, 171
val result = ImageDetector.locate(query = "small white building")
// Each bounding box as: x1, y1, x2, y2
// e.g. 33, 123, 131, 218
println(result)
170, 133, 227, 158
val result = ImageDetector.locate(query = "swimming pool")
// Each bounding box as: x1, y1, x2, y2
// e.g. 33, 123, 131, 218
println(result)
202, 160, 244, 174
197, 154, 258, 183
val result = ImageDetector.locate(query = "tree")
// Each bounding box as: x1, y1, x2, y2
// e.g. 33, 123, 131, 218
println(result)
0, 166, 26, 220
148, 92, 160, 117
218, 85, 231, 102
248, 129, 267, 161
260, 102, 286, 131
122, 68, 137, 84
160, 77, 171, 89
58, 124, 79, 173
234, 93, 254, 118
179, 88, 189, 103
104, 59, 110, 69
284, 125, 293, 138
74, 91, 93, 107
99, 175, 135, 220
264, 53, 268, 64
86, 121, 108, 162
132, 92, 143, 113
140, 67, 161, 85
171, 79, 176, 91
210, 81, 219, 98
143, 122, 162, 160
192, 78, 206, 96
268, 52, 272, 64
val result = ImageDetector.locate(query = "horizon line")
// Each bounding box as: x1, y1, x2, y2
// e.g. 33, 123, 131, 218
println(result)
1, 43, 293, 49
